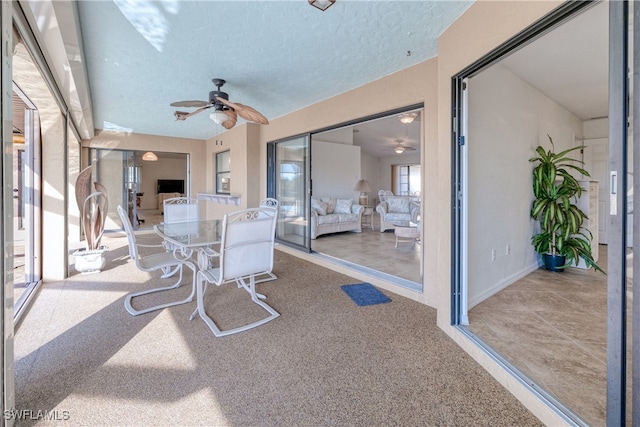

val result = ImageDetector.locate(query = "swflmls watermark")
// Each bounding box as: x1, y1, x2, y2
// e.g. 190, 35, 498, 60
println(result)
3, 409, 70, 421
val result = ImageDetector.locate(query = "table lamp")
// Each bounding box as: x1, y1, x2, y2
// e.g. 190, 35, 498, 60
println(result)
353, 179, 371, 206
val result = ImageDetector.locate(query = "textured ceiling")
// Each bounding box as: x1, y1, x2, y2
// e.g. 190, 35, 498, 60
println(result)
76, 0, 472, 140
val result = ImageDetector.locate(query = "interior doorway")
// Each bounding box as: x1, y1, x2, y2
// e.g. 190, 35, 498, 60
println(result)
453, 2, 615, 425
87, 148, 190, 232
309, 109, 423, 289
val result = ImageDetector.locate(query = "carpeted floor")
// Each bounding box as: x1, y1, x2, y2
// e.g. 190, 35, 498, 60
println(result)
14, 233, 542, 426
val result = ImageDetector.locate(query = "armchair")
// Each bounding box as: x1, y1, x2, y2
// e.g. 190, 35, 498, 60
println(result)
376, 195, 420, 232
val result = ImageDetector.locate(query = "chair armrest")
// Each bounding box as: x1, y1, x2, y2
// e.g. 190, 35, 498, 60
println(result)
411, 205, 421, 223
198, 246, 220, 270
376, 202, 388, 216
310, 209, 319, 222
351, 204, 364, 216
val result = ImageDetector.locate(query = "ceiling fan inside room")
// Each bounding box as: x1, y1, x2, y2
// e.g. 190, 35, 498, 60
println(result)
171, 79, 269, 130
390, 138, 416, 154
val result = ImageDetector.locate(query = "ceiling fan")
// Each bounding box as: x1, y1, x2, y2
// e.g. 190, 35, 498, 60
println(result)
171, 78, 269, 130
390, 138, 416, 154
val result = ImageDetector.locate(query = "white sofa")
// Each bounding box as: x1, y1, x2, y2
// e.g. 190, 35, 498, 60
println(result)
311, 197, 364, 239
376, 195, 420, 232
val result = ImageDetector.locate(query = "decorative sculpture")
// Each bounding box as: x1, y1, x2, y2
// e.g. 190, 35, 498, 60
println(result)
73, 165, 109, 273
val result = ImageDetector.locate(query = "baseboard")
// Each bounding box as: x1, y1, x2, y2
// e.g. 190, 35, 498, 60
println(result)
468, 261, 540, 309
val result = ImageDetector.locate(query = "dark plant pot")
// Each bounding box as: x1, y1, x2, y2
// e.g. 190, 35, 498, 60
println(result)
542, 253, 566, 272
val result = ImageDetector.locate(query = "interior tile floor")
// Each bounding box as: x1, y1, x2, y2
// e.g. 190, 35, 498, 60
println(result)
311, 215, 421, 285
468, 245, 628, 426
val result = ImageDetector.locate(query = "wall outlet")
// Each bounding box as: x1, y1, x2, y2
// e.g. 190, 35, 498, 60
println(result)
506, 244, 511, 255
491, 249, 496, 261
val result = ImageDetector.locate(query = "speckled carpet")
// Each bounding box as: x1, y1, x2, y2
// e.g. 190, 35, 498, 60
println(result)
13, 233, 542, 426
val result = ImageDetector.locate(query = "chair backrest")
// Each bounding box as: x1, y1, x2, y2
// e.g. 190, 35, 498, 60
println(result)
258, 198, 279, 220
219, 207, 277, 282
117, 205, 140, 262
164, 197, 199, 224
259, 198, 278, 209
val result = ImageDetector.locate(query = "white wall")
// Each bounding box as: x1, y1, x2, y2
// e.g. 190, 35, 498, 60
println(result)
584, 117, 608, 139
139, 157, 188, 210
360, 151, 382, 205
311, 140, 361, 200
467, 62, 583, 307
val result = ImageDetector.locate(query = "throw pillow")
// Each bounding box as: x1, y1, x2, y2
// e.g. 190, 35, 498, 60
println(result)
321, 197, 336, 214
335, 198, 353, 214
311, 198, 328, 215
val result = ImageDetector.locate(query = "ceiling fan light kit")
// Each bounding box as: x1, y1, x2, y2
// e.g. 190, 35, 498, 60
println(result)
399, 112, 417, 124
394, 146, 405, 154
210, 110, 228, 125
308, 0, 335, 11
170, 78, 268, 130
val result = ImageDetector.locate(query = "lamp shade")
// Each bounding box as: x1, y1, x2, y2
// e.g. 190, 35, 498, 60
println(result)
353, 179, 371, 193
142, 151, 158, 161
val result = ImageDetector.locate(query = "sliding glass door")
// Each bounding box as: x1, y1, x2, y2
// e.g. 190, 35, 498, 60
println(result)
267, 135, 311, 252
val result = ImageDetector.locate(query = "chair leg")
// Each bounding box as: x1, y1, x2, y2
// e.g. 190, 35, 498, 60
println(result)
160, 265, 181, 279
195, 273, 279, 337
253, 271, 277, 285
124, 263, 196, 316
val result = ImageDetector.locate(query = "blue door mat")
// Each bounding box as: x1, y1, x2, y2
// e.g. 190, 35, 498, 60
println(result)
341, 283, 391, 306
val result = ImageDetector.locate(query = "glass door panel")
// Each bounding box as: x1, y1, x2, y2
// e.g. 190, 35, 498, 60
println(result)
269, 136, 311, 251
13, 90, 41, 318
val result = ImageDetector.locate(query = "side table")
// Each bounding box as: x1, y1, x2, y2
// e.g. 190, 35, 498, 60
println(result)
361, 206, 375, 230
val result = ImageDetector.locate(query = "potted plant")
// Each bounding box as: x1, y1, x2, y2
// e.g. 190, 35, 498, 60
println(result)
529, 135, 604, 273
73, 165, 109, 274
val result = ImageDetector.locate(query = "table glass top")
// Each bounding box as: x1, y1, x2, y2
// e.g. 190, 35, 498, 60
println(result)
393, 221, 418, 228
154, 219, 222, 247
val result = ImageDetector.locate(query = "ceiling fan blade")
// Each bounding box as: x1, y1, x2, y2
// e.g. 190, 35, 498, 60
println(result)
222, 109, 237, 129
170, 100, 210, 108
173, 105, 211, 121
216, 97, 269, 125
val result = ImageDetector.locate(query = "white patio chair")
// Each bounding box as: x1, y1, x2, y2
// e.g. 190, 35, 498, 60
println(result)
117, 205, 197, 316
164, 197, 199, 223
161, 197, 200, 278
259, 197, 279, 210
256, 198, 279, 283
194, 207, 280, 337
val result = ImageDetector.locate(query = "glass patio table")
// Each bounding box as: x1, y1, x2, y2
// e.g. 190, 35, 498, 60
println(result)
154, 219, 223, 269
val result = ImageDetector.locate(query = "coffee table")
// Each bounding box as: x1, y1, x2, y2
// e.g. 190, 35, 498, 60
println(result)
393, 221, 420, 247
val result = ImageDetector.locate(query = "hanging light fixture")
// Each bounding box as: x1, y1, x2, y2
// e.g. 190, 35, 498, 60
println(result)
399, 112, 417, 124
142, 151, 158, 161
394, 146, 405, 154
209, 110, 228, 125
308, 0, 335, 11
